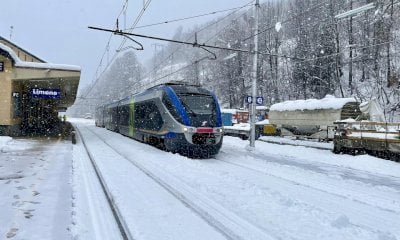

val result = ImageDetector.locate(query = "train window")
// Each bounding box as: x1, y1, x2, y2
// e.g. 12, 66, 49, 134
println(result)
134, 101, 163, 131
178, 94, 215, 115
162, 93, 184, 124
111, 107, 119, 124
119, 105, 129, 126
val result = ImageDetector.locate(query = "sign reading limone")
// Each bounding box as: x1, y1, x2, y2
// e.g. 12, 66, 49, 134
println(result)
30, 88, 61, 99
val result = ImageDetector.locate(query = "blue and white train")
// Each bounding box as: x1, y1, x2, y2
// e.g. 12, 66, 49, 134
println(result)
95, 83, 223, 158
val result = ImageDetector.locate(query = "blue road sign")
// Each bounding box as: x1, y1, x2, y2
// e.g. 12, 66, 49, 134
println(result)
256, 97, 264, 105
246, 96, 252, 104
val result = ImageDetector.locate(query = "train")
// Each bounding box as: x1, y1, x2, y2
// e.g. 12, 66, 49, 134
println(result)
95, 83, 224, 158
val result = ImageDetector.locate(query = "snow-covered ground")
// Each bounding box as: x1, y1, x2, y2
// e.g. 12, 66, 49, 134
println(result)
1, 118, 400, 239
0, 136, 72, 239
259, 135, 333, 150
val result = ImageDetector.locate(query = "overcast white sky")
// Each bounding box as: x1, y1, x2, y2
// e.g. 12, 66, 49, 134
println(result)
0, 0, 254, 89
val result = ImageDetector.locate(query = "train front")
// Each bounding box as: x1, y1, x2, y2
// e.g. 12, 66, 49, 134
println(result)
164, 85, 223, 158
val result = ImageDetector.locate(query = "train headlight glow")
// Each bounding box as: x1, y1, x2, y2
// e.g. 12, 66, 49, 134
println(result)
183, 127, 195, 133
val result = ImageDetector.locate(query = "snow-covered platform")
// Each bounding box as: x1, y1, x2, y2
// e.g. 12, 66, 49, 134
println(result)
0, 136, 73, 239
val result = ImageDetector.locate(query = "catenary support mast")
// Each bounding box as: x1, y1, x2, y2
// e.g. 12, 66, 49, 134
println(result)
249, 0, 259, 148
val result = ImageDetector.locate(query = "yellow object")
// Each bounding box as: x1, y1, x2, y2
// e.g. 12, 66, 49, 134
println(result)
263, 124, 277, 135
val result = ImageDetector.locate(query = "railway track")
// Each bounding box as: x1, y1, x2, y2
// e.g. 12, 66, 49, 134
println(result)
73, 124, 400, 240
75, 126, 132, 240
213, 155, 400, 213
76, 125, 275, 240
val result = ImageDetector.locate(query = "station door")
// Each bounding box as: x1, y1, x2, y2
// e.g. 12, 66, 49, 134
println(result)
21, 96, 58, 134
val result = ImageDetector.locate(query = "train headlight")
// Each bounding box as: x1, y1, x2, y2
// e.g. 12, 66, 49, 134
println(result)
183, 127, 195, 133
217, 128, 223, 133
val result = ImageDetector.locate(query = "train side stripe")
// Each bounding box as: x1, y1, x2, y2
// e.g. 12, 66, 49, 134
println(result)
164, 86, 191, 126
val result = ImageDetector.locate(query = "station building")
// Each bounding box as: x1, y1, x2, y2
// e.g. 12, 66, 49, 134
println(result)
0, 36, 81, 136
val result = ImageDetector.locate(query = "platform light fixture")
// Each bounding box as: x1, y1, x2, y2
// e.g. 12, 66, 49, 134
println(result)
335, 3, 375, 19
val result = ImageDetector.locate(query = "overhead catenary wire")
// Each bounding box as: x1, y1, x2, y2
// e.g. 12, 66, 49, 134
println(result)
141, 0, 334, 87
77, 44, 400, 101
84, 0, 398, 100
107, 2, 257, 97
95, 0, 152, 81
98, 0, 152, 76
93, 0, 130, 75
142, 0, 255, 80
83, 0, 130, 97
82, 0, 152, 99
117, 0, 152, 51
83, 0, 252, 100
130, 1, 255, 93
123, 5, 254, 31
88, 26, 304, 61
78, 34, 400, 101
144, 4, 258, 87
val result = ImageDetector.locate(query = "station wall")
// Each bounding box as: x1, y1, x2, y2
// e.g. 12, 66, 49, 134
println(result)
0, 55, 12, 126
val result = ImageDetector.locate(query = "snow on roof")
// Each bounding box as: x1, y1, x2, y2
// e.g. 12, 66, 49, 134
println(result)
221, 109, 237, 114
256, 106, 269, 110
0, 42, 81, 71
224, 123, 250, 131
256, 119, 270, 125
270, 95, 356, 112
339, 118, 357, 123
348, 132, 400, 141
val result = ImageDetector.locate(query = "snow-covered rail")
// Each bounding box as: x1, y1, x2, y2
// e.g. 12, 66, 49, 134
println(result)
81, 126, 276, 240
75, 127, 132, 240
213, 154, 400, 214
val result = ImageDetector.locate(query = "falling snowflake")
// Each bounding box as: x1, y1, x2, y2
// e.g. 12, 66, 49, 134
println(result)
275, 22, 282, 32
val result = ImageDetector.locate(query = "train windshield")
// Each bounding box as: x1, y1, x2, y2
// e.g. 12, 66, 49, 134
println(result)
178, 94, 216, 115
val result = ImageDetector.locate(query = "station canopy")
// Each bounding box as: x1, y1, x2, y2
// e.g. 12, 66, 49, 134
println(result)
0, 41, 81, 111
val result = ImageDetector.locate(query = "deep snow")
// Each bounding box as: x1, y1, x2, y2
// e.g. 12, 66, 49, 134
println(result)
1, 118, 400, 240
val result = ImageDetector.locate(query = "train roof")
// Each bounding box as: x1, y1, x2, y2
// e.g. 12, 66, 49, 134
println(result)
270, 95, 357, 112
168, 84, 212, 95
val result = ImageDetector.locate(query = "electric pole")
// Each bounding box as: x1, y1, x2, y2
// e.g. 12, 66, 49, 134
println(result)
249, 0, 259, 149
